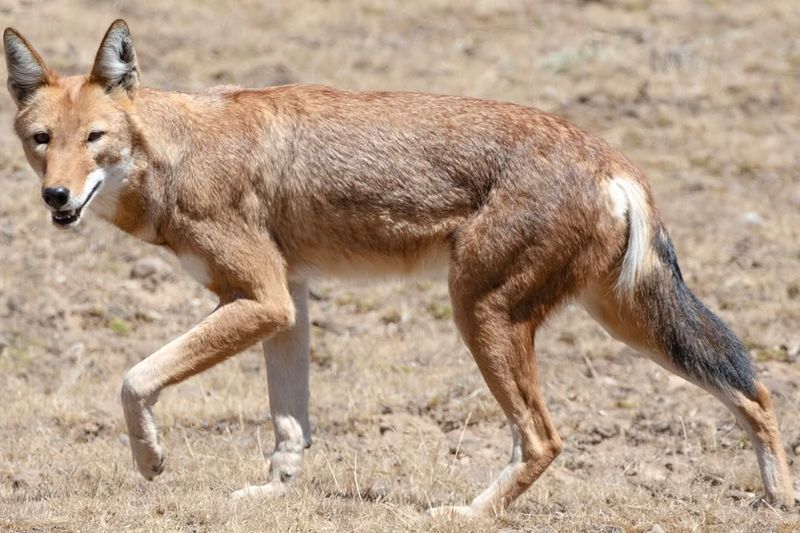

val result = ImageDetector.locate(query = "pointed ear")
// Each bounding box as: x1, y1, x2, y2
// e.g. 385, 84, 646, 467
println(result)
4, 27, 51, 107
90, 19, 139, 96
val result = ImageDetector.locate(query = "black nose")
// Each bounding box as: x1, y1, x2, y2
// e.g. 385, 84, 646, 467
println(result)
42, 187, 70, 208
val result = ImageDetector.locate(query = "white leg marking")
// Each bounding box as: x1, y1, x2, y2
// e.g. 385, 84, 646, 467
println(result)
428, 424, 523, 517
719, 394, 782, 500
469, 424, 523, 513
232, 281, 311, 499
121, 334, 187, 479
88, 154, 132, 218
758, 448, 780, 498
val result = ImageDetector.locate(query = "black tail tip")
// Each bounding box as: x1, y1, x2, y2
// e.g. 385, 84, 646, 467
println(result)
648, 227, 757, 398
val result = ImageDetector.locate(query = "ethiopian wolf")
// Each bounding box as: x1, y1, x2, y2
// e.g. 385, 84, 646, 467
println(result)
3, 20, 793, 515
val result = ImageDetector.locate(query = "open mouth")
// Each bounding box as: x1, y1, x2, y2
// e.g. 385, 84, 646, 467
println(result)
51, 180, 103, 227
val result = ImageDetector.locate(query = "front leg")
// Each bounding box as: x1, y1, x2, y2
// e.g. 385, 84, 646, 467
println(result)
232, 280, 311, 498
121, 247, 294, 480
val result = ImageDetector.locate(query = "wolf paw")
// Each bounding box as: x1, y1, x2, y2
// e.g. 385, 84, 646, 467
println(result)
130, 439, 165, 480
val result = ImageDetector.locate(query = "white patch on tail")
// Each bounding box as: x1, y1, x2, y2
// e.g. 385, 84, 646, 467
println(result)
607, 177, 653, 296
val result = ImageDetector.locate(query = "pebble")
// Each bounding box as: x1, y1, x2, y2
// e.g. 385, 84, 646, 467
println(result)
742, 211, 764, 226
130, 257, 173, 279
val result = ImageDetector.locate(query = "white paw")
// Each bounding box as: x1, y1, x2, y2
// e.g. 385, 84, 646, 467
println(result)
130, 438, 165, 480
427, 505, 476, 518
231, 481, 288, 500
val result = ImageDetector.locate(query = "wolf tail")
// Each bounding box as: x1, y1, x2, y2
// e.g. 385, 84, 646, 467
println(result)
606, 177, 756, 397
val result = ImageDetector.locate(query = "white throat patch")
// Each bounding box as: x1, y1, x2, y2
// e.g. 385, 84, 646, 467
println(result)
88, 155, 133, 221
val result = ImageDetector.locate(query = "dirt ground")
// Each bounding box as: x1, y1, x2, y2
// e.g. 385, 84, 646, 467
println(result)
1, 0, 799, 531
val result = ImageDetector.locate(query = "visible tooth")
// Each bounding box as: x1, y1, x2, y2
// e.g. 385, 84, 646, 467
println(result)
53, 210, 77, 220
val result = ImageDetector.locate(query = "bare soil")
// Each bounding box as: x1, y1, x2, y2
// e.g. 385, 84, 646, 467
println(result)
1, 0, 799, 531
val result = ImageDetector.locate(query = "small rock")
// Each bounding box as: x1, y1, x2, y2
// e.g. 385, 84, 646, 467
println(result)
649, 525, 666, 533
130, 257, 173, 279
6, 296, 22, 313
380, 309, 402, 324
66, 342, 85, 358
742, 211, 764, 226
787, 283, 799, 300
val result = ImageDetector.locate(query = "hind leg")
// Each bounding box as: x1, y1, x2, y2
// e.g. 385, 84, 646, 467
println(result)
582, 283, 794, 506
720, 383, 793, 506
431, 281, 563, 517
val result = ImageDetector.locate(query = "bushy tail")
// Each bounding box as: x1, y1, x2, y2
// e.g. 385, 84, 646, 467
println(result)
603, 182, 790, 505
631, 223, 757, 398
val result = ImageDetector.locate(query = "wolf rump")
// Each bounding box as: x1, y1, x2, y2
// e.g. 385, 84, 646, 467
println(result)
3, 20, 793, 515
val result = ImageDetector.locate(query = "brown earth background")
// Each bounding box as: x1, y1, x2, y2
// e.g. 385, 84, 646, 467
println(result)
1, 0, 799, 531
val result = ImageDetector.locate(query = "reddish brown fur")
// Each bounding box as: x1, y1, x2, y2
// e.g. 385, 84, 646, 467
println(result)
4, 20, 793, 514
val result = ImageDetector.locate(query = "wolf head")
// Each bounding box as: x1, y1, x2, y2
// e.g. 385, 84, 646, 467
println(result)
4, 20, 139, 228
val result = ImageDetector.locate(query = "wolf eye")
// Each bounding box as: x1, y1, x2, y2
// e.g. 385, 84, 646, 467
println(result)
33, 132, 50, 144
87, 130, 105, 142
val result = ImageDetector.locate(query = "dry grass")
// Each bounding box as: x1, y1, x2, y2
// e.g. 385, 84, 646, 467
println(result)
1, 0, 799, 531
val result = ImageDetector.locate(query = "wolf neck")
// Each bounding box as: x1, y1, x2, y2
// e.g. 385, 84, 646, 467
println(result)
132, 88, 214, 170
102, 88, 229, 246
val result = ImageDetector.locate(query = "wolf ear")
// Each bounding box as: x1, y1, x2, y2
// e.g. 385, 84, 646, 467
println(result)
90, 19, 139, 96
4, 28, 51, 107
